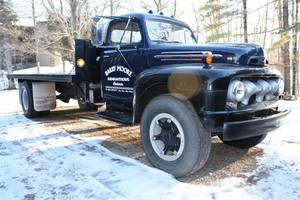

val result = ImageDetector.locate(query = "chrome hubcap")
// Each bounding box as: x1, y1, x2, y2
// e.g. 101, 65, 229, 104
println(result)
21, 87, 29, 111
149, 113, 185, 161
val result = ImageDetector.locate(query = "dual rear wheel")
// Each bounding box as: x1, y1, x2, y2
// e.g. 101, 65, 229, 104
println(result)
19, 82, 50, 118
20, 81, 97, 118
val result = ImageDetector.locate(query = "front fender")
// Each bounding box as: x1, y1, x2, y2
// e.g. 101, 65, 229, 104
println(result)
132, 63, 281, 123
133, 65, 210, 123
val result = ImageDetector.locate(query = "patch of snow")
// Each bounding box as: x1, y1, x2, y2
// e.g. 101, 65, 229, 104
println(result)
0, 90, 300, 200
0, 90, 77, 115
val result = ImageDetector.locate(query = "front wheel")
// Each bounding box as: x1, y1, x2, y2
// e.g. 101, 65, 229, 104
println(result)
140, 94, 211, 178
218, 134, 267, 149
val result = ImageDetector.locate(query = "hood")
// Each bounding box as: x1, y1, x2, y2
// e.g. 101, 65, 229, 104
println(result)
149, 43, 266, 67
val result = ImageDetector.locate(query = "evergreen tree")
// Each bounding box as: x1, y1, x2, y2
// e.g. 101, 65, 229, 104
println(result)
199, 0, 240, 43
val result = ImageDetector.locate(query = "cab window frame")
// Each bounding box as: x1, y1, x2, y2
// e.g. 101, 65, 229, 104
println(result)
107, 19, 143, 48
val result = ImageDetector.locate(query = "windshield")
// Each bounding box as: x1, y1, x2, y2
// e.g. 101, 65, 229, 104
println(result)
146, 19, 196, 44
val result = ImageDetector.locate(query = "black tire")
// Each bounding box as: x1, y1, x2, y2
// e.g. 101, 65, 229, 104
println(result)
78, 98, 98, 111
218, 134, 267, 149
38, 110, 50, 117
19, 82, 37, 118
140, 94, 211, 178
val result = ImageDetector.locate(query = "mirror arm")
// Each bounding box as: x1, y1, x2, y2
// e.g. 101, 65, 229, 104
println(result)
119, 17, 132, 45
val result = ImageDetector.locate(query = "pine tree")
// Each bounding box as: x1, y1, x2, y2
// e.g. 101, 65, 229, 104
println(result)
199, 0, 239, 43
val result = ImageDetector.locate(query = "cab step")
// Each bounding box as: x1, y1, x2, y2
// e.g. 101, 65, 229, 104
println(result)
97, 110, 133, 125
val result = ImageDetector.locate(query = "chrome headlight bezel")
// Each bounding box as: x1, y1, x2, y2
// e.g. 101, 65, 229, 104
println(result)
227, 80, 246, 102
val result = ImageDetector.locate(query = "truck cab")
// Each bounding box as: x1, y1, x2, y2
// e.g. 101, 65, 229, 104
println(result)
10, 13, 289, 178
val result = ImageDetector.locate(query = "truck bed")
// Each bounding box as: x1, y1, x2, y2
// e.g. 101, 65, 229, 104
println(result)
7, 66, 78, 83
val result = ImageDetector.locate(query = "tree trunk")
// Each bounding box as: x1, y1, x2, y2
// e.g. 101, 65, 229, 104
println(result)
263, 0, 269, 48
110, 0, 113, 16
4, 48, 15, 89
70, 0, 80, 39
172, 0, 177, 17
31, 0, 39, 73
292, 0, 299, 96
282, 0, 291, 95
242, 0, 248, 43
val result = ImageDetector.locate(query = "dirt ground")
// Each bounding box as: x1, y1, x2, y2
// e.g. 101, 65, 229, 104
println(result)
38, 106, 264, 186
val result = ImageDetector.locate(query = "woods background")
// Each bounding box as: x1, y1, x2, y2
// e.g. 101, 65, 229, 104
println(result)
0, 0, 299, 97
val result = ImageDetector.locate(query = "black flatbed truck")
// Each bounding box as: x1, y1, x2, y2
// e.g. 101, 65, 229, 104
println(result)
8, 13, 289, 178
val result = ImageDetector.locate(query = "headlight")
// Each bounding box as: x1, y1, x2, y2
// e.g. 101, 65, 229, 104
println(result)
227, 80, 246, 102
278, 79, 284, 95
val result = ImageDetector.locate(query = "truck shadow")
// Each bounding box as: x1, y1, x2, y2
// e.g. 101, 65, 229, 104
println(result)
179, 138, 263, 184
34, 107, 264, 185
102, 136, 263, 185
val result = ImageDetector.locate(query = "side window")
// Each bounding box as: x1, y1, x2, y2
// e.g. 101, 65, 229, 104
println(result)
109, 21, 142, 46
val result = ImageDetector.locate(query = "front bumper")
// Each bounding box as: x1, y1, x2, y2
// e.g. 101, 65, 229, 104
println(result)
222, 109, 290, 141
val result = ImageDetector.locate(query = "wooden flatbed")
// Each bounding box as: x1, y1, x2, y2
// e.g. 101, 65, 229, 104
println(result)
8, 73, 77, 83
7, 66, 79, 83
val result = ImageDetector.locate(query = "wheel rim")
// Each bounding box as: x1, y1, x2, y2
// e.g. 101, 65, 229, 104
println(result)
21, 87, 29, 112
149, 113, 185, 161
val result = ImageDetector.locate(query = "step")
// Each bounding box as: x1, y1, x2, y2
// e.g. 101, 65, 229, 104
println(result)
96, 110, 133, 125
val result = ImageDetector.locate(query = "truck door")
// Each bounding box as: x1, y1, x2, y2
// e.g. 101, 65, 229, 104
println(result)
101, 19, 145, 102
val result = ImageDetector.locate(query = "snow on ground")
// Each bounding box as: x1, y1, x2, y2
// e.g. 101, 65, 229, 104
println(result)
0, 90, 300, 200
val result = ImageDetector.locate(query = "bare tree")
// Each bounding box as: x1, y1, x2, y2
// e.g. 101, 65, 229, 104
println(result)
31, 0, 40, 72
141, 0, 169, 13
242, 0, 248, 43
0, 0, 18, 88
262, 0, 269, 48
292, 0, 299, 96
282, 0, 291, 95
172, 0, 177, 17
109, 0, 122, 16
192, 5, 202, 42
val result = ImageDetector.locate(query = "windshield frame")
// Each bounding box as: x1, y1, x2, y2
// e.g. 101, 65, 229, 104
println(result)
145, 18, 197, 45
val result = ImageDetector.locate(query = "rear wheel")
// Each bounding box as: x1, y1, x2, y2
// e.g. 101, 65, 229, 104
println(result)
140, 94, 211, 178
20, 82, 37, 118
19, 82, 51, 118
218, 134, 267, 149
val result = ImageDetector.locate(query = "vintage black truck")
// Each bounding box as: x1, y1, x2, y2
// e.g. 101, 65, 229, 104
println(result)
8, 13, 289, 177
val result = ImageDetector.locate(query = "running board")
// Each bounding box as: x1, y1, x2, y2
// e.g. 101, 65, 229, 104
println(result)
96, 110, 133, 125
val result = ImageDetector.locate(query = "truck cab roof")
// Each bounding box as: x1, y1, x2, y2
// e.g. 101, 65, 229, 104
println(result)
119, 12, 190, 28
